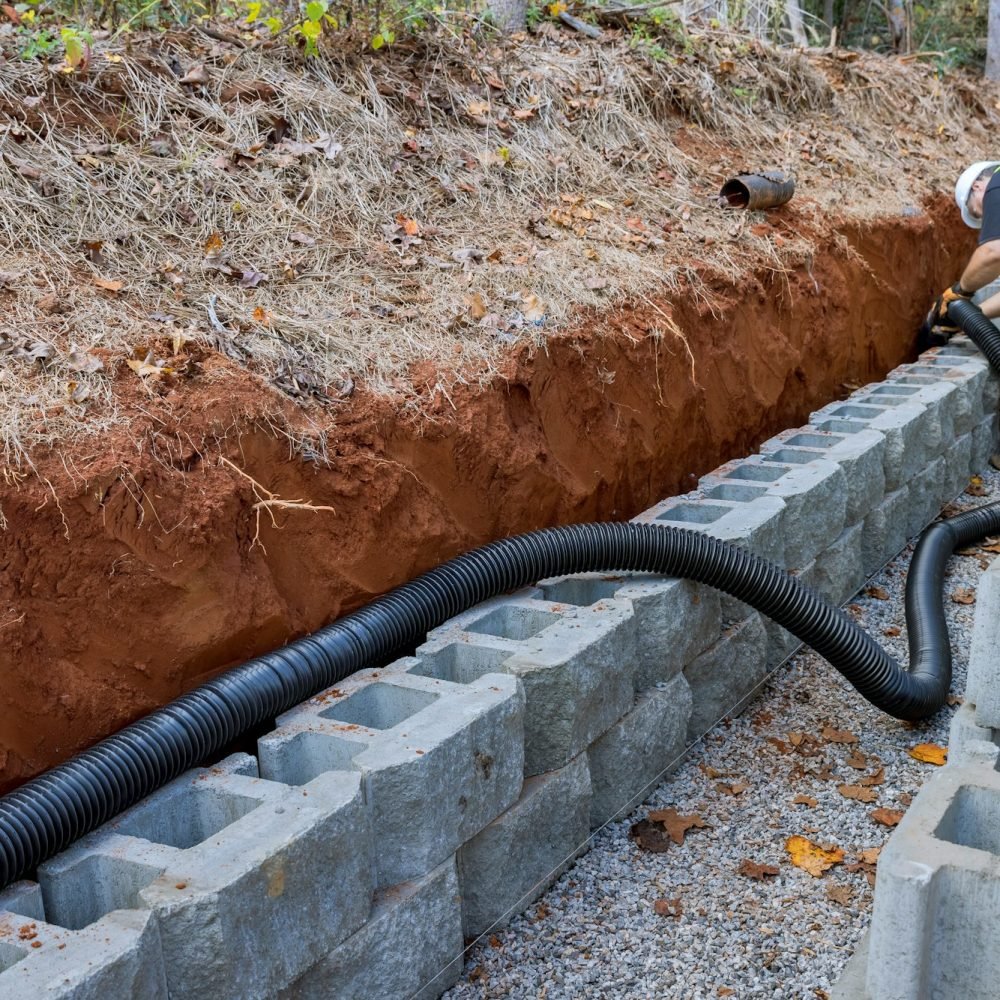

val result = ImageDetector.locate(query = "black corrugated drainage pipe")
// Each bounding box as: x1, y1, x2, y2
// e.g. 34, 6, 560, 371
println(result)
1, 302, 999, 890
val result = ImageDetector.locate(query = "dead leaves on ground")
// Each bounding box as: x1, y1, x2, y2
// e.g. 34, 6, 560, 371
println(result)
908, 743, 948, 766
785, 836, 845, 878
630, 808, 709, 854
738, 859, 779, 881
653, 897, 683, 918
871, 807, 905, 828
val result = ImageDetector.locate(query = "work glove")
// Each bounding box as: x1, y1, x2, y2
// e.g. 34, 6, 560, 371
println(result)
917, 282, 973, 352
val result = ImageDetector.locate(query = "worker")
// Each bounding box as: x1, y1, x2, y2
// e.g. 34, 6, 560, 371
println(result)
921, 161, 1000, 349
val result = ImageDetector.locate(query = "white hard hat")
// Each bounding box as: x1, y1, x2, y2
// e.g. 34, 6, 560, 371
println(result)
956, 161, 1000, 229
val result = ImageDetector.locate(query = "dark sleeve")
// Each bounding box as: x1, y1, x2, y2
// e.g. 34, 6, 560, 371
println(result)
979, 176, 1000, 245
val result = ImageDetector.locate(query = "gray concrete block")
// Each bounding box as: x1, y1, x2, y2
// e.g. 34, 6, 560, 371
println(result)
801, 521, 866, 606
948, 702, 1000, 768
811, 398, 939, 492
458, 754, 591, 938
760, 426, 886, 526
867, 377, 960, 450
37, 759, 372, 1000
866, 763, 1000, 1000
700, 456, 847, 570
861, 486, 912, 576
906, 455, 947, 539
418, 596, 636, 777
278, 858, 463, 1000
259, 659, 524, 888
633, 492, 785, 621
587, 673, 692, 828
965, 560, 1000, 732
0, 883, 45, 922
944, 433, 974, 501
538, 572, 721, 691
971, 411, 999, 473
0, 908, 167, 1000
831, 932, 869, 1000
683, 612, 768, 741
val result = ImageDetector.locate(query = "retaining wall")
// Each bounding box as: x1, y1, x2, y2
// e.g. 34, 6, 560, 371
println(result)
2, 337, 996, 999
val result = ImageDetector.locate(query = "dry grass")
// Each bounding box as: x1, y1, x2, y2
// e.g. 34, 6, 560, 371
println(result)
1, 18, 999, 465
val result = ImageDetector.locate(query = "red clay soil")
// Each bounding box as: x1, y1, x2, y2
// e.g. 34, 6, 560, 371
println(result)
0, 196, 973, 790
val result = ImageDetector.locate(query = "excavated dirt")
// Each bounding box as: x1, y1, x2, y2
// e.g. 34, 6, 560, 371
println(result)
0, 194, 971, 790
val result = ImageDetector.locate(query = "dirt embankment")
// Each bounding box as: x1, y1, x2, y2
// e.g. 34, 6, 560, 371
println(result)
0, 196, 970, 790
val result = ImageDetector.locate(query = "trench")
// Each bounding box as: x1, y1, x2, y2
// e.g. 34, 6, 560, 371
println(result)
0, 199, 973, 792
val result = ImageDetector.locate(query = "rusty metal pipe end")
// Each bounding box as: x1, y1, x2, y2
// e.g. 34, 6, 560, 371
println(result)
719, 170, 795, 210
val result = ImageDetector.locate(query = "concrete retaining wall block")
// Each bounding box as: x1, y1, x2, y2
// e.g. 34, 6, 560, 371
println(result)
537, 572, 721, 692
258, 659, 524, 888
632, 492, 784, 623
458, 754, 591, 938
36, 755, 372, 1000
800, 521, 866, 607
416, 595, 636, 777
278, 858, 463, 1000
971, 412, 999, 473
948, 701, 1000, 768
944, 433, 974, 500
699, 455, 847, 570
759, 426, 886, 526
587, 673, 692, 828
964, 559, 1000, 732
867, 764, 1000, 1000
811, 398, 938, 492
0, 906, 167, 1000
861, 486, 912, 577
684, 612, 768, 741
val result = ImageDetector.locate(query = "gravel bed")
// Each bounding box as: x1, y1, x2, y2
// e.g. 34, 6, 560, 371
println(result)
443, 469, 1000, 1000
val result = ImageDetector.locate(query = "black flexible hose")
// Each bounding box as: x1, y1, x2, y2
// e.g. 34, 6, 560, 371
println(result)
1, 301, 998, 890
3, 511, 1000, 889
950, 297, 1000, 370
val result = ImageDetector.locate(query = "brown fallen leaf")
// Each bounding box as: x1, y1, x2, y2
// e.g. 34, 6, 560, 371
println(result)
738, 859, 779, 880
883, 626, 901, 637
793, 794, 818, 807
858, 847, 882, 865
717, 781, 750, 796
947, 694, 965, 706
653, 897, 682, 918
93, 277, 123, 293
464, 292, 488, 321
871, 808, 905, 827
717, 989, 735, 998
647, 808, 710, 846
838, 784, 878, 803
629, 819, 672, 853
821, 726, 858, 744
865, 585, 890, 600
785, 835, 845, 877
951, 588, 976, 605
845, 749, 868, 769
857, 767, 885, 787
909, 743, 948, 766
826, 884, 854, 906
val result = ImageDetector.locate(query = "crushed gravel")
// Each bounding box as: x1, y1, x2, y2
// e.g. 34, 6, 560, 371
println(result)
443, 469, 1000, 1000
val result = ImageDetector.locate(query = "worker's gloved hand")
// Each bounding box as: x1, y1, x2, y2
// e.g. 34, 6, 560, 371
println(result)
917, 282, 973, 352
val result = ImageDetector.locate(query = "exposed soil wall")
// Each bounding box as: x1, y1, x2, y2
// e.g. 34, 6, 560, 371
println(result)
0, 197, 972, 790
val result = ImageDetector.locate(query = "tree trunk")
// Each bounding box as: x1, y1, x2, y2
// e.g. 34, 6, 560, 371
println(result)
489, 0, 526, 32
786, 0, 807, 45
988, 0, 1000, 80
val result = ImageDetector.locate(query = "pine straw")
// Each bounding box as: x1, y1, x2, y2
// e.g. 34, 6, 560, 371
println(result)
1, 19, 999, 465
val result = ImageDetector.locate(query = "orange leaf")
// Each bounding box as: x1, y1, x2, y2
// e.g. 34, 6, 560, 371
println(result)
785, 835, 844, 877
838, 784, 878, 803
94, 277, 123, 293
908, 743, 948, 766
204, 232, 224, 256
397, 215, 420, 236
871, 807, 904, 827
